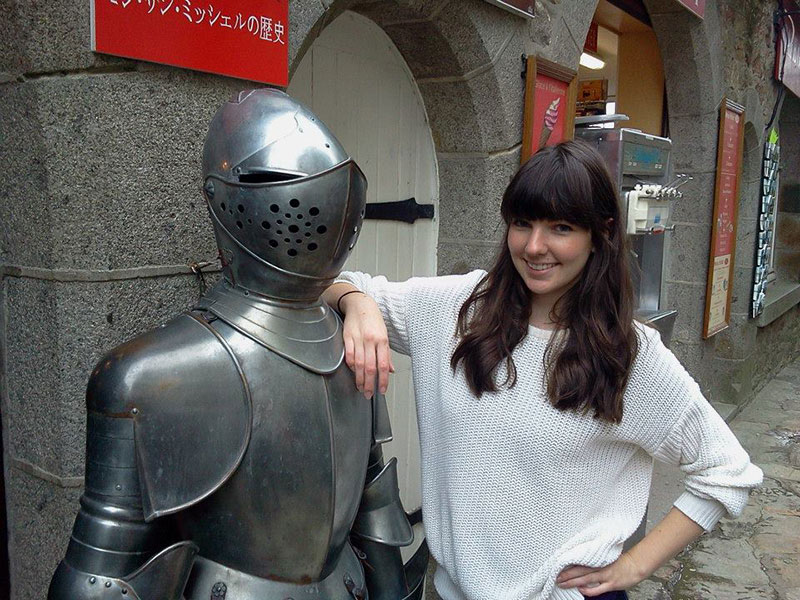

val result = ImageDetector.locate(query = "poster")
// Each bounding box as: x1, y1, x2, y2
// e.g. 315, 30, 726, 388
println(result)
703, 99, 744, 338
521, 57, 577, 163
91, 0, 289, 86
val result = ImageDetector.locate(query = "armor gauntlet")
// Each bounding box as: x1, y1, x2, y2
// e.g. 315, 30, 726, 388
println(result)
48, 346, 198, 599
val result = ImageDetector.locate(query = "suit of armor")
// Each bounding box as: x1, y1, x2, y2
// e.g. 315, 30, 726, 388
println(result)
49, 89, 427, 600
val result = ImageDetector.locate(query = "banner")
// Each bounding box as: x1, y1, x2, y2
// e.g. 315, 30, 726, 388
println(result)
91, 0, 288, 86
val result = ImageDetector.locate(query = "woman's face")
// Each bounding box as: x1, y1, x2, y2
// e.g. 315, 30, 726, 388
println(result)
507, 218, 593, 309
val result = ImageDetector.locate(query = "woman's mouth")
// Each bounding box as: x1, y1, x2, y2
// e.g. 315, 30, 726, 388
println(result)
526, 262, 557, 272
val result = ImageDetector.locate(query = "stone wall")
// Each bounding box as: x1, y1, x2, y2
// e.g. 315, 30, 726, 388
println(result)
2, 0, 799, 597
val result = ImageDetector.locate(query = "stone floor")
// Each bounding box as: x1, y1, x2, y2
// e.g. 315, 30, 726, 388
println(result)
630, 357, 800, 600
424, 358, 800, 599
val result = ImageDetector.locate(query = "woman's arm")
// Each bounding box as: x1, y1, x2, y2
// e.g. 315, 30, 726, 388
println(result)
556, 506, 703, 595
323, 282, 394, 399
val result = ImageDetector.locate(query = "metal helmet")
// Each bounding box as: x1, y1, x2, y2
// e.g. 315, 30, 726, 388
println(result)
202, 89, 367, 301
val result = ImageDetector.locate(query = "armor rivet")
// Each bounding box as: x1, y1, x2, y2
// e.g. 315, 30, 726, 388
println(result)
131, 408, 139, 415
121, 589, 128, 595
115, 484, 122, 491
204, 180, 215, 199
105, 581, 112, 588
89, 577, 96, 584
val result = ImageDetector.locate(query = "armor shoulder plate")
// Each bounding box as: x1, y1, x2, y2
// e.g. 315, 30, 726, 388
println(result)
87, 313, 252, 521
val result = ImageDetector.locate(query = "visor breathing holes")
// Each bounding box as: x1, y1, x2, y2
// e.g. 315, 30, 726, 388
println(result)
269, 239, 278, 248
284, 238, 290, 243
276, 230, 283, 235
247, 219, 252, 224
288, 224, 299, 233
261, 221, 270, 229
297, 214, 304, 219
237, 204, 245, 213
316, 225, 327, 234
289, 198, 300, 208
220, 203, 226, 211
304, 232, 311, 237
305, 222, 311, 227
270, 204, 279, 213
285, 213, 291, 218
288, 248, 298, 257
309, 207, 320, 216
236, 221, 243, 229
308, 242, 318, 251
277, 219, 283, 225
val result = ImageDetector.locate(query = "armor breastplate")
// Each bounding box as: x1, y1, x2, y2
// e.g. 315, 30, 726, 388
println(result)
178, 315, 372, 582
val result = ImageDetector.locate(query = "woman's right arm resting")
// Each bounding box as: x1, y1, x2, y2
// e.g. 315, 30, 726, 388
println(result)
322, 280, 395, 399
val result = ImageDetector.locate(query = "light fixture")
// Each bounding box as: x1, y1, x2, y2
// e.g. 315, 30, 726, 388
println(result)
580, 51, 605, 70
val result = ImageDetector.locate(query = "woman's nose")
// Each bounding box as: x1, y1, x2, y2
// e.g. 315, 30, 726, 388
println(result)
525, 227, 547, 255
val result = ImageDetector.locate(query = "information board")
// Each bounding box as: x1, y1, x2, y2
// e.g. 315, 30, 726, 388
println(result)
91, 0, 288, 86
703, 99, 744, 339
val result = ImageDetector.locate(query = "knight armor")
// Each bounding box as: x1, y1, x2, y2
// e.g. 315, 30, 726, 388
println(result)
49, 89, 427, 600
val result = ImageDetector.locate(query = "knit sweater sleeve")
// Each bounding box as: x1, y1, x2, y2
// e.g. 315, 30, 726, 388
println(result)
639, 329, 763, 531
334, 270, 486, 357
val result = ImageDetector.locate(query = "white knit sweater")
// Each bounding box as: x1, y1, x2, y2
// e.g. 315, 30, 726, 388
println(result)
336, 270, 762, 600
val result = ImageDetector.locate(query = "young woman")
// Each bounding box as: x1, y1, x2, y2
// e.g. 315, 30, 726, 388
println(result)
323, 141, 761, 600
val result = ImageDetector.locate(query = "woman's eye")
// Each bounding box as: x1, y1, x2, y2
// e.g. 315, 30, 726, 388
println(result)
553, 223, 573, 233
512, 219, 530, 228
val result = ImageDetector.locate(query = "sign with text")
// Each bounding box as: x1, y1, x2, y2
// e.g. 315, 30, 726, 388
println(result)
775, 0, 800, 99
521, 57, 577, 163
676, 0, 705, 19
91, 0, 288, 86
703, 99, 745, 339
484, 0, 535, 18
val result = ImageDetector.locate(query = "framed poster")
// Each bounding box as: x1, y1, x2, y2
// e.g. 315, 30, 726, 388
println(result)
703, 98, 745, 339
521, 56, 578, 164
91, 0, 289, 86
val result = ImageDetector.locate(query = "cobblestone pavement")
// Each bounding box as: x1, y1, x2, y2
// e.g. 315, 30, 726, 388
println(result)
631, 358, 800, 600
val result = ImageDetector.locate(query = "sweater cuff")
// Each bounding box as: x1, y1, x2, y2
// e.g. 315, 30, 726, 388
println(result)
674, 491, 727, 531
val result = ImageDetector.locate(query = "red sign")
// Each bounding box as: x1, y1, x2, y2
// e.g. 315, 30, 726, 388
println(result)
675, 0, 705, 19
703, 100, 744, 339
91, 0, 288, 86
776, 0, 800, 99
530, 75, 570, 151
584, 22, 598, 53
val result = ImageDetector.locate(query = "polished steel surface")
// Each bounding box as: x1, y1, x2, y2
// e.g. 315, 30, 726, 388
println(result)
197, 280, 344, 374
177, 317, 372, 581
352, 458, 414, 546
202, 88, 368, 301
184, 544, 366, 600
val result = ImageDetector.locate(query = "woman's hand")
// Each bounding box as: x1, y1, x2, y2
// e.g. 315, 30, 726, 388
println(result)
556, 553, 643, 596
340, 292, 395, 399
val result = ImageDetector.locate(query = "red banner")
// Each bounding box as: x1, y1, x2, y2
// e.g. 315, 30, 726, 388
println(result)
91, 0, 288, 86
675, 0, 705, 19
776, 0, 800, 99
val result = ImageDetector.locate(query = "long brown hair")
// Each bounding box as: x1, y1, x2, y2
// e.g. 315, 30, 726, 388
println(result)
450, 141, 638, 423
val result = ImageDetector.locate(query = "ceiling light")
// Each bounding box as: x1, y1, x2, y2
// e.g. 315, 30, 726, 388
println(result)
580, 51, 605, 70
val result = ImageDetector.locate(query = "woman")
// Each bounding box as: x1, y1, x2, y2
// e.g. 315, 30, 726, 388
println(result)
323, 141, 761, 600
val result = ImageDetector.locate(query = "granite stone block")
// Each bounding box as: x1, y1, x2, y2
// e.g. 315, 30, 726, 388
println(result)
665, 281, 706, 343
729, 264, 755, 316
668, 111, 724, 173
666, 223, 710, 285
713, 313, 757, 361
289, 0, 331, 74
0, 0, 124, 76
352, 0, 451, 27
5, 274, 205, 478
418, 28, 525, 153
670, 172, 715, 225
734, 218, 757, 271
3, 71, 242, 271
650, 10, 724, 118
6, 466, 82, 600
437, 241, 501, 276
382, 0, 518, 80
437, 150, 520, 242
0, 82, 54, 267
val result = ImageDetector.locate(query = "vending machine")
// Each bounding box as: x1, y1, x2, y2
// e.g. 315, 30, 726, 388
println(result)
576, 127, 685, 346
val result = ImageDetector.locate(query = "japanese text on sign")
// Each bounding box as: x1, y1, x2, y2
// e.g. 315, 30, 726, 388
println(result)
92, 0, 288, 86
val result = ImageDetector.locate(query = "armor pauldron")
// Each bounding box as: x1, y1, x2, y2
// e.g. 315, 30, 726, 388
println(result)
49, 541, 198, 600
87, 313, 252, 520
352, 457, 414, 546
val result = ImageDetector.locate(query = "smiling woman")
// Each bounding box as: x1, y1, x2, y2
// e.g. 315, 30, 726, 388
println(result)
322, 140, 762, 600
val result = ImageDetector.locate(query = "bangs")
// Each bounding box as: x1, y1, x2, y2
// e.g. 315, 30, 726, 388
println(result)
501, 147, 597, 228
